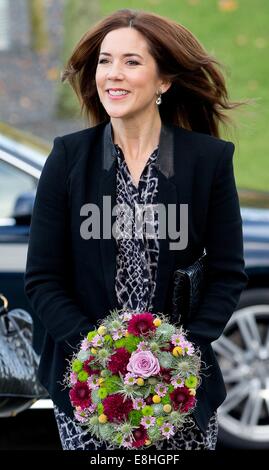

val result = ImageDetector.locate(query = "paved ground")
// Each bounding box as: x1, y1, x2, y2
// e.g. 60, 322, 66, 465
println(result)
0, 0, 85, 144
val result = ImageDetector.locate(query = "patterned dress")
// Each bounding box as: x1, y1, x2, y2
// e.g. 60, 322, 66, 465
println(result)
53, 140, 219, 450
113, 142, 160, 313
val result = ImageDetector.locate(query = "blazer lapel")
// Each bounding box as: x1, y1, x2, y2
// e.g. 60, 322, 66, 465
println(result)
152, 123, 178, 314
98, 122, 119, 310
98, 120, 178, 313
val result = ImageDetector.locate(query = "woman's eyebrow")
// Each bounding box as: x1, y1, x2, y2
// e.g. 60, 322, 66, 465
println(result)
99, 52, 143, 59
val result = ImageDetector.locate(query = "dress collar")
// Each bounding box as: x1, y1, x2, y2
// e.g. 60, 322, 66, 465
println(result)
102, 120, 175, 179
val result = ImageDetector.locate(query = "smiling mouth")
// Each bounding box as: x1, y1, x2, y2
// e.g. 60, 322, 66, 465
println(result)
108, 90, 129, 93
106, 90, 130, 99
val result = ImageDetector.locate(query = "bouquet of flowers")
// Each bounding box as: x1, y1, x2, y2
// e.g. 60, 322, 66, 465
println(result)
64, 309, 201, 449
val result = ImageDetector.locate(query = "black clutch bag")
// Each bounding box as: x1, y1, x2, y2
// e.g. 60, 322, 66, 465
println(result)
0, 293, 48, 417
171, 250, 208, 325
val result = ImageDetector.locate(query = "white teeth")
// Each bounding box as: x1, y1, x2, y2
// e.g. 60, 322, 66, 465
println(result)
108, 90, 129, 96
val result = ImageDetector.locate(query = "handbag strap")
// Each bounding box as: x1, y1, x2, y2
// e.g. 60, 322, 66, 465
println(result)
0, 293, 39, 367
0, 293, 8, 315
0, 293, 10, 334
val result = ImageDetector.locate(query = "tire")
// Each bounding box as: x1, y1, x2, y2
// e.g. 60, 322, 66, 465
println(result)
214, 288, 269, 449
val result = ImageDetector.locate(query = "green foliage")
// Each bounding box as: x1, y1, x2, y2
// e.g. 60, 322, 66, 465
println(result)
161, 394, 171, 405
157, 351, 174, 369
99, 424, 114, 440
148, 426, 161, 440
142, 405, 154, 416
72, 359, 83, 373
77, 370, 89, 382
97, 403, 104, 415
91, 389, 102, 404
103, 375, 122, 394
129, 410, 143, 426
114, 334, 142, 352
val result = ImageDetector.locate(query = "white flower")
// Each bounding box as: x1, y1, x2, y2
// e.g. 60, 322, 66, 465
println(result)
70, 372, 77, 385
160, 423, 175, 439
133, 398, 146, 410
171, 375, 184, 388
124, 373, 136, 385
87, 376, 99, 390
141, 416, 156, 429
81, 338, 90, 351
91, 334, 104, 348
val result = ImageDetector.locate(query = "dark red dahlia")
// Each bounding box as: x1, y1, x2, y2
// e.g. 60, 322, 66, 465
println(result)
181, 395, 196, 412
132, 425, 148, 448
170, 386, 195, 412
128, 313, 156, 336
103, 394, 133, 422
107, 347, 131, 375
83, 356, 100, 376
69, 382, 91, 409
160, 367, 173, 383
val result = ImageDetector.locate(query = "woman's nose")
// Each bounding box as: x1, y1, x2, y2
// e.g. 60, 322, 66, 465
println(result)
106, 63, 124, 79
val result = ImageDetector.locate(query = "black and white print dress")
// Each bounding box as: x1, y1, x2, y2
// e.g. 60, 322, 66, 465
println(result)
114, 142, 160, 313
53, 142, 218, 450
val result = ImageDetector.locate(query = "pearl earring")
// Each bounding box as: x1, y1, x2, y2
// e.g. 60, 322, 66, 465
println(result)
156, 90, 162, 105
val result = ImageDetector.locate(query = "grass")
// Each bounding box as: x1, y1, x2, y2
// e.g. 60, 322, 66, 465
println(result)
99, 0, 269, 191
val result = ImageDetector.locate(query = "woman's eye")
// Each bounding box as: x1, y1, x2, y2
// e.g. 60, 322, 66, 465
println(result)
98, 59, 139, 65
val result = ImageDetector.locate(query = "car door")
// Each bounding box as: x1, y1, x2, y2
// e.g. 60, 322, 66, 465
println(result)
0, 153, 43, 352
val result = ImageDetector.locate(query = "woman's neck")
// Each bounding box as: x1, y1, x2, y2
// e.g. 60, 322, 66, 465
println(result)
110, 114, 162, 161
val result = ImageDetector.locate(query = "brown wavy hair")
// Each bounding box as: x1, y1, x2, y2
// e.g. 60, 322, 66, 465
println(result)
61, 8, 249, 138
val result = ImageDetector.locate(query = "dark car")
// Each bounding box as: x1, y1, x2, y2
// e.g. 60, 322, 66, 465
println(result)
0, 134, 46, 353
213, 205, 269, 449
1, 132, 269, 449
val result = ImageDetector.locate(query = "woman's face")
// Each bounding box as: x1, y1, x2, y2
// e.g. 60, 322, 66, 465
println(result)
95, 27, 168, 120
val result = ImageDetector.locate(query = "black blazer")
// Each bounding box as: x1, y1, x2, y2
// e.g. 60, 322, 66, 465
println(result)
24, 120, 248, 435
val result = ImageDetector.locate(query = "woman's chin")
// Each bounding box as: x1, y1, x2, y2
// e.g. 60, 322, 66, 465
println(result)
106, 109, 134, 119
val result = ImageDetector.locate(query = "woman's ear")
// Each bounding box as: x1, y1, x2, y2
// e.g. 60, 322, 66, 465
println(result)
161, 80, 172, 94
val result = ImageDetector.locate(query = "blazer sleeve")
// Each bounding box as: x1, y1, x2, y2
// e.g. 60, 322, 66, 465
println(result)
185, 141, 249, 354
24, 137, 94, 355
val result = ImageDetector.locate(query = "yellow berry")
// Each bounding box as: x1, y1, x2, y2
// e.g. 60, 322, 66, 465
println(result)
137, 378, 144, 386
97, 326, 107, 336
172, 346, 183, 357
145, 439, 151, 446
153, 318, 162, 327
125, 331, 130, 337
91, 348, 97, 355
98, 378, 104, 385
189, 388, 196, 396
98, 414, 107, 424
152, 395, 161, 404
163, 404, 172, 413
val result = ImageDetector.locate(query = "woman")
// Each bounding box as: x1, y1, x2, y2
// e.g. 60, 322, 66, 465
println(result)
24, 9, 248, 450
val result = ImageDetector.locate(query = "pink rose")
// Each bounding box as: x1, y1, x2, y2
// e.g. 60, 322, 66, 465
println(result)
127, 350, 160, 378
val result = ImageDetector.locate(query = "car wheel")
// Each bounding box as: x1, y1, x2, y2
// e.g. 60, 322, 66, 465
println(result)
213, 288, 269, 449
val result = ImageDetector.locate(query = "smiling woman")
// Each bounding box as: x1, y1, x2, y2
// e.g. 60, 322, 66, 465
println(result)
94, 27, 171, 162
25, 7, 248, 452
61, 8, 247, 135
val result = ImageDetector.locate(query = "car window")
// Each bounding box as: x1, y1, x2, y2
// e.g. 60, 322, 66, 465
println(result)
0, 159, 37, 218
